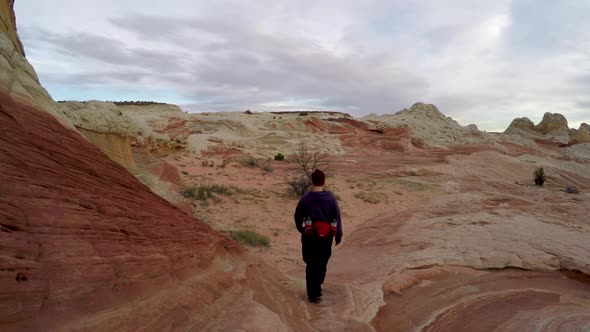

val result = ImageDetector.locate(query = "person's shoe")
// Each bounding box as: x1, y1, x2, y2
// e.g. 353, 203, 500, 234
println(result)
308, 296, 322, 303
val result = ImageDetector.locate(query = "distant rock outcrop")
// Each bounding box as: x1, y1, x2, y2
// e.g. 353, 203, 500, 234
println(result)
536, 112, 569, 135
505, 117, 536, 133
504, 113, 589, 144
362, 102, 487, 147
56, 100, 192, 173
571, 123, 590, 143
60, 101, 139, 136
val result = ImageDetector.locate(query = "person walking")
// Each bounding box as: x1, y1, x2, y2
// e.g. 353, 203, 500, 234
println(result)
294, 169, 343, 303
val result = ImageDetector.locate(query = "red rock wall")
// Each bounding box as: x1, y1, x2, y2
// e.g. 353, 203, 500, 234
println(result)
0, 89, 240, 330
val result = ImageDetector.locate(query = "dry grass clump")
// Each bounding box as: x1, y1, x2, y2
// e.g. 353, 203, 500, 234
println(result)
221, 155, 261, 168
230, 230, 270, 247
354, 192, 388, 204
241, 156, 259, 168
262, 164, 273, 174
180, 185, 243, 201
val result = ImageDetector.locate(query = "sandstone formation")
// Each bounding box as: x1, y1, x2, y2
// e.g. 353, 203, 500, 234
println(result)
536, 112, 569, 135
564, 143, 590, 161
362, 102, 488, 147
0, 1, 72, 128
571, 122, 590, 143
505, 117, 536, 133
0, 0, 23, 55
504, 113, 590, 144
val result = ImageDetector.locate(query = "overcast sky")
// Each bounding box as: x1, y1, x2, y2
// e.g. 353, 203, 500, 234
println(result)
14, 0, 590, 131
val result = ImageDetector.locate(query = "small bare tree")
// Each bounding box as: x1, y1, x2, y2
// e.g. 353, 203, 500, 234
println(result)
291, 144, 329, 183
286, 144, 330, 196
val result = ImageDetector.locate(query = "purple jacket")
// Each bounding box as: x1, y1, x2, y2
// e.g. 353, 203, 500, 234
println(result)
294, 191, 343, 242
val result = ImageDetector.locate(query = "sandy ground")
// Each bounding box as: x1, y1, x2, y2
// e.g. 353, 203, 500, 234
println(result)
146, 139, 590, 330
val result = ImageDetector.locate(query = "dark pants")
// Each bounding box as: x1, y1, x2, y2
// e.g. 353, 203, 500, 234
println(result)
302, 235, 333, 299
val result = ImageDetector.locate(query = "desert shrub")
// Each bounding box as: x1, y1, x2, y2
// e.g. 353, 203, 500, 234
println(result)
564, 185, 580, 194
181, 185, 241, 201
287, 175, 310, 197
274, 153, 285, 161
210, 184, 240, 196
285, 144, 331, 197
299, 112, 309, 116
290, 144, 329, 182
244, 109, 253, 114
534, 167, 546, 186
262, 164, 273, 174
180, 187, 197, 199
238, 156, 259, 168
230, 230, 270, 247
196, 187, 213, 200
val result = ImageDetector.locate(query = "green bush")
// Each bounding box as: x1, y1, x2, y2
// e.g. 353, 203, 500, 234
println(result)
274, 153, 285, 161
230, 230, 270, 247
299, 112, 309, 116
534, 167, 546, 186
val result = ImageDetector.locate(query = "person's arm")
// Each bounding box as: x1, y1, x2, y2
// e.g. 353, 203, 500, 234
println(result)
332, 195, 343, 244
294, 198, 305, 234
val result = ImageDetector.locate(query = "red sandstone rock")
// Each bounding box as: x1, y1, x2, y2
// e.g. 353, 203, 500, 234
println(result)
0, 89, 240, 330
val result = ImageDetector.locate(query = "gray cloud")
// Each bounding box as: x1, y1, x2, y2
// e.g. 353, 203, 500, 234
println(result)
576, 100, 590, 109
107, 14, 429, 112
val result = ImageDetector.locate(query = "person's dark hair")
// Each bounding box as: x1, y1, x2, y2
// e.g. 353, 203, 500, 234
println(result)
311, 169, 326, 186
